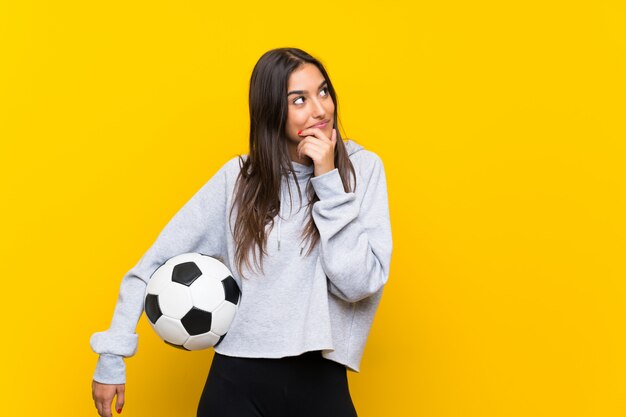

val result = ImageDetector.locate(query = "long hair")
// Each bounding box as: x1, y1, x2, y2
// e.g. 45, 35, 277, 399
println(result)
229, 47, 356, 278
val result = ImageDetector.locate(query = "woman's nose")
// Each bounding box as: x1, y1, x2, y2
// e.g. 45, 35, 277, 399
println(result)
311, 98, 326, 118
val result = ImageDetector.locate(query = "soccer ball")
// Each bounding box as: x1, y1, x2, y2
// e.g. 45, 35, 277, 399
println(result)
144, 252, 241, 351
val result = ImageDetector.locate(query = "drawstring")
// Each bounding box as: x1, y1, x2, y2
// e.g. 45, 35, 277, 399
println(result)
278, 184, 282, 251
277, 174, 305, 255
278, 176, 286, 251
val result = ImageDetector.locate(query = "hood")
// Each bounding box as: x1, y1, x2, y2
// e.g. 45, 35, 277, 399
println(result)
277, 139, 364, 253
345, 139, 364, 156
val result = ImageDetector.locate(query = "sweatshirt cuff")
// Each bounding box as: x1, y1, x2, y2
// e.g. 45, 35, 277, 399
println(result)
93, 353, 126, 384
310, 168, 346, 200
90, 331, 138, 357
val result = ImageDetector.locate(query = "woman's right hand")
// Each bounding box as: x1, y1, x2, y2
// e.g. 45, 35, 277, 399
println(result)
92, 380, 125, 416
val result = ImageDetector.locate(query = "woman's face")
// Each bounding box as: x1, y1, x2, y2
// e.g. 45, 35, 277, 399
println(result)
284, 63, 335, 162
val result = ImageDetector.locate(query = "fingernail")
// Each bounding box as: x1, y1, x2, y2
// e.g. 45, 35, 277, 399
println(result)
117, 408, 122, 414
297, 130, 302, 135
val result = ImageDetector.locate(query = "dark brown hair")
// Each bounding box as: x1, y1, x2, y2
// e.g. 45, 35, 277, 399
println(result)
229, 47, 356, 278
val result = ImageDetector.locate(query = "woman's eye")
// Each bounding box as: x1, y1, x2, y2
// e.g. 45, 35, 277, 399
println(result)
292, 88, 327, 105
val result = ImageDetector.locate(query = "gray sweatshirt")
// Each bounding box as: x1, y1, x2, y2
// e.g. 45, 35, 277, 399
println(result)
90, 139, 393, 384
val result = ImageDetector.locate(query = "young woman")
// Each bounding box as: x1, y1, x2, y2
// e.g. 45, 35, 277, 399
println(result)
90, 47, 392, 417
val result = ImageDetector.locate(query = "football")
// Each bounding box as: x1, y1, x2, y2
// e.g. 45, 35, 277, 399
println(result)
144, 252, 241, 350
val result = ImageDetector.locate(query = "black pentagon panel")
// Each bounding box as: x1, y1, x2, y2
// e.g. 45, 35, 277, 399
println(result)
144, 294, 162, 324
172, 261, 203, 286
221, 275, 240, 304
181, 307, 212, 336
164, 340, 190, 351
214, 334, 226, 348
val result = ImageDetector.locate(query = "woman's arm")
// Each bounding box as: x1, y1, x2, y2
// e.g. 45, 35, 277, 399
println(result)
90, 159, 233, 384
310, 152, 392, 303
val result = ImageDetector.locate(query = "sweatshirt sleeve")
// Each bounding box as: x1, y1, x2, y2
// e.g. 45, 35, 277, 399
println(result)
89, 159, 232, 384
310, 152, 392, 303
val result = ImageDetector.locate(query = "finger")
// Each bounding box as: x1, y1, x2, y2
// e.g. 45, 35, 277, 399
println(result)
298, 127, 330, 143
297, 138, 321, 158
97, 399, 111, 417
297, 141, 309, 159
297, 141, 311, 160
296, 138, 305, 158
298, 142, 326, 162
331, 128, 337, 145
101, 399, 113, 417
296, 136, 305, 152
115, 386, 125, 414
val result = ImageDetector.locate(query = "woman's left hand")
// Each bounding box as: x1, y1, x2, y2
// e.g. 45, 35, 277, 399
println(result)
297, 128, 337, 177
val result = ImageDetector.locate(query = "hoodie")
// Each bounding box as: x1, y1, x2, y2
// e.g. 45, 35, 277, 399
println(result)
90, 139, 393, 384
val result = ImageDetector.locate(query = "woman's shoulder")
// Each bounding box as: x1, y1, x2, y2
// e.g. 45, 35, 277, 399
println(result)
197, 155, 245, 190
216, 154, 247, 176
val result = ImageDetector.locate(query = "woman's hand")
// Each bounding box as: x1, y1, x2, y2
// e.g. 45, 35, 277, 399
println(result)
92, 380, 125, 416
296, 127, 337, 177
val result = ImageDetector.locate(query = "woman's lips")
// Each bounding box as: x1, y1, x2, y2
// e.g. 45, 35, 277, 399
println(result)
308, 120, 329, 129
298, 120, 331, 135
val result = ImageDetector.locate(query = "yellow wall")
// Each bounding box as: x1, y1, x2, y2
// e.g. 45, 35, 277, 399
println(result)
1, 1, 625, 416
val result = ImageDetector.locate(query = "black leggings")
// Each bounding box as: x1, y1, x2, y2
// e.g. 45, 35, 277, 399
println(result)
197, 351, 358, 417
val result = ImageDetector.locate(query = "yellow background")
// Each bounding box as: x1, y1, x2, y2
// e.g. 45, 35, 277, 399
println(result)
1, 0, 625, 416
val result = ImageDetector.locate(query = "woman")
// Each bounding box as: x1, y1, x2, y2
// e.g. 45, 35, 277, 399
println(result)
91, 47, 392, 417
